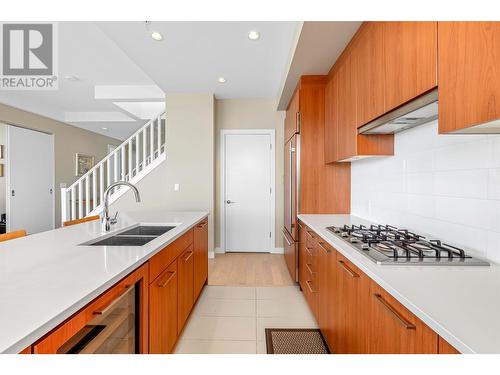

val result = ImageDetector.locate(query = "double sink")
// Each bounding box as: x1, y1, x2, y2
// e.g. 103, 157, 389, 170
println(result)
83, 225, 177, 247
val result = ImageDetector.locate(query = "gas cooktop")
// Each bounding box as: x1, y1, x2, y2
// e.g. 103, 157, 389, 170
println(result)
326, 224, 489, 266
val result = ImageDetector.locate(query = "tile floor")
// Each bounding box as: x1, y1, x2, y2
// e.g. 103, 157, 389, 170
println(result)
174, 285, 318, 354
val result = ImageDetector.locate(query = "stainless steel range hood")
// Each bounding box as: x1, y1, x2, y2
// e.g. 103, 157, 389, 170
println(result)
358, 89, 438, 135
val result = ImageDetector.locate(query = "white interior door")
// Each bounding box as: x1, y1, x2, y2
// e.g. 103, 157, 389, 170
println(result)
7, 126, 55, 234
223, 132, 273, 252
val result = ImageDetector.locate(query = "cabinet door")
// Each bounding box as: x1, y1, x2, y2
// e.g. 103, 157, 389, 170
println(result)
177, 245, 194, 334
337, 53, 358, 161
324, 75, 339, 163
285, 90, 300, 142
438, 336, 460, 354
317, 241, 335, 351
149, 261, 178, 354
193, 218, 209, 300
384, 21, 437, 112
438, 22, 500, 133
368, 283, 438, 354
334, 254, 369, 353
354, 22, 386, 127
298, 222, 307, 291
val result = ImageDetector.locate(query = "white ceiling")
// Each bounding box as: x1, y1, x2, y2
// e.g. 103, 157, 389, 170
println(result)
97, 21, 299, 99
0, 22, 161, 140
0, 21, 299, 140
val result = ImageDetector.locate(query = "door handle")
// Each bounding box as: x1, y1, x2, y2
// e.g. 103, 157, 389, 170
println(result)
226, 200, 236, 204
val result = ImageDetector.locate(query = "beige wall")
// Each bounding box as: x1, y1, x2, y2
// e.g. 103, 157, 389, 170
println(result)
214, 99, 285, 249
0, 103, 121, 227
113, 93, 215, 251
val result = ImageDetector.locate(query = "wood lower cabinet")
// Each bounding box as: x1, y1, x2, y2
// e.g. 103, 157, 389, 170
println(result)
33, 264, 149, 354
193, 218, 209, 300
438, 22, 500, 133
438, 336, 460, 354
368, 282, 438, 354
149, 260, 178, 354
334, 253, 370, 354
177, 245, 195, 334
299, 221, 444, 355
30, 219, 209, 355
317, 240, 335, 351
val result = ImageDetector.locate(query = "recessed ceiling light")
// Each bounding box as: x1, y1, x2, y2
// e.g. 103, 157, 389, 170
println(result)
218, 77, 226, 83
65, 75, 79, 82
248, 30, 260, 41
151, 32, 163, 41
102, 127, 108, 130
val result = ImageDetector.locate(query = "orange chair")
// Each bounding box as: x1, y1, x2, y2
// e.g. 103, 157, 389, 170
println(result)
63, 215, 100, 227
0, 229, 27, 242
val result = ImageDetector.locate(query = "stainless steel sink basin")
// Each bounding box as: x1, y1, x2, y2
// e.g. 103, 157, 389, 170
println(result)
81, 224, 178, 247
119, 225, 175, 236
88, 236, 157, 246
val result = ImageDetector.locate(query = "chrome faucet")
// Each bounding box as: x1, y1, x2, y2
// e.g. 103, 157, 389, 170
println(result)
101, 181, 141, 232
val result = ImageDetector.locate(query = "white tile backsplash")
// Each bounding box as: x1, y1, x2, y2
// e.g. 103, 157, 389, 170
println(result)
351, 120, 500, 263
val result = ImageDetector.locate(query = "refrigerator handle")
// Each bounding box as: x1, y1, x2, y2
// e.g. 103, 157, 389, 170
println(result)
282, 229, 294, 246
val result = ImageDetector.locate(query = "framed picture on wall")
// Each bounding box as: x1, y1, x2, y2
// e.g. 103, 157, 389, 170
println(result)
75, 153, 94, 176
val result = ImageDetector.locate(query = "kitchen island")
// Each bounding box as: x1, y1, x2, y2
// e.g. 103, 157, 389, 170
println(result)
0, 211, 209, 354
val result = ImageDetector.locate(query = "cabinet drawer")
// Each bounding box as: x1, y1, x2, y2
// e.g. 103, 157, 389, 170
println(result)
149, 229, 193, 282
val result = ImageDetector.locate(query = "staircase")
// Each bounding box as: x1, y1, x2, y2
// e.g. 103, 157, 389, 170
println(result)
61, 111, 166, 224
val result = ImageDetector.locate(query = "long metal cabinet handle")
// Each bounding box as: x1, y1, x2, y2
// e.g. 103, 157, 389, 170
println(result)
158, 271, 176, 288
282, 229, 293, 246
318, 242, 331, 253
305, 280, 317, 293
305, 263, 315, 275
373, 293, 416, 330
338, 260, 359, 278
93, 285, 131, 315
183, 250, 194, 262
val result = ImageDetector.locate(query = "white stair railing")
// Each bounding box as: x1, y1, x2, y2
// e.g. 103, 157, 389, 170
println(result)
61, 111, 166, 223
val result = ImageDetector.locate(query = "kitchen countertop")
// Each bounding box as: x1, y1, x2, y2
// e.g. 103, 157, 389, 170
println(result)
298, 214, 500, 354
0, 210, 208, 354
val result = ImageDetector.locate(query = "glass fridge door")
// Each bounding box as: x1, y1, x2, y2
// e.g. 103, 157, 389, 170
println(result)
56, 284, 138, 354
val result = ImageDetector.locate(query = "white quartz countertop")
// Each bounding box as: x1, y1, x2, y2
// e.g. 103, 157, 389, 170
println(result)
0, 210, 208, 354
298, 214, 500, 354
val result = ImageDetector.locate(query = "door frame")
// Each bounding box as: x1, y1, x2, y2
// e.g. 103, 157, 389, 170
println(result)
4, 123, 55, 232
220, 129, 276, 253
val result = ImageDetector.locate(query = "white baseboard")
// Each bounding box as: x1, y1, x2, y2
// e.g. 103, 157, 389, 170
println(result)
271, 247, 284, 254
214, 247, 225, 254
208, 251, 215, 259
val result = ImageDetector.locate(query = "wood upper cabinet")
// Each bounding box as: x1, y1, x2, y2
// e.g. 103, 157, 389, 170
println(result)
149, 260, 178, 354
285, 89, 300, 142
368, 282, 438, 354
438, 336, 461, 354
383, 21, 437, 112
333, 253, 370, 354
438, 22, 500, 133
336, 54, 358, 161
295, 76, 351, 214
193, 218, 208, 300
177, 245, 194, 334
324, 75, 339, 163
354, 22, 386, 126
